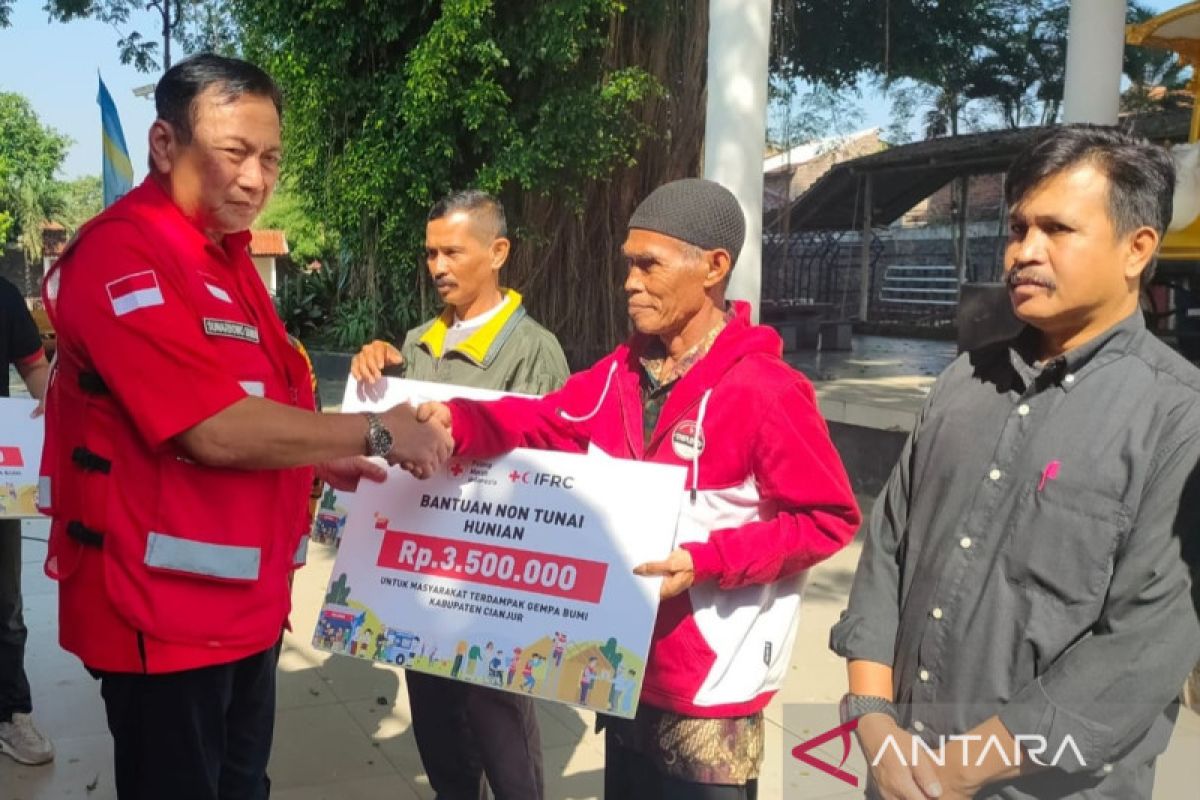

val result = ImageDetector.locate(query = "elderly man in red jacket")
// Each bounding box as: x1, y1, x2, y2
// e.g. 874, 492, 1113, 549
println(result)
418, 178, 861, 800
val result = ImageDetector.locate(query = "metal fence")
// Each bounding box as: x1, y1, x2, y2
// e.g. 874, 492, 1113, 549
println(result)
761, 230, 883, 320
761, 228, 1006, 324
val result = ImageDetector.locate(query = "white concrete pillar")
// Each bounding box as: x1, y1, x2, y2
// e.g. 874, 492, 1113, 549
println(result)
703, 0, 771, 322
1062, 0, 1126, 124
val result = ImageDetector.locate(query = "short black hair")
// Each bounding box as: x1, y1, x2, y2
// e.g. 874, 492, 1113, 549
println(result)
428, 189, 508, 240
1005, 125, 1174, 285
155, 53, 283, 144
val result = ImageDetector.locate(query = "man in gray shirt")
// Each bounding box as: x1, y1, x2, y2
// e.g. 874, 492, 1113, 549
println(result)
831, 126, 1200, 799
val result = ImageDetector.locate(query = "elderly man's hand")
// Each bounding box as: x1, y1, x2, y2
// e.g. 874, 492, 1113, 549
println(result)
351, 340, 403, 384
316, 456, 388, 492
633, 548, 695, 599
381, 404, 452, 479
415, 400, 453, 432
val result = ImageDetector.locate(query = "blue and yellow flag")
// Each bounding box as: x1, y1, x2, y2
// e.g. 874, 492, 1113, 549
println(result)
98, 75, 134, 207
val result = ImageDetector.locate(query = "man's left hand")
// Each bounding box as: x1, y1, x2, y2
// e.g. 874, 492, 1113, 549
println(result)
634, 548, 696, 599
932, 716, 1027, 799
316, 456, 388, 492
931, 755, 982, 800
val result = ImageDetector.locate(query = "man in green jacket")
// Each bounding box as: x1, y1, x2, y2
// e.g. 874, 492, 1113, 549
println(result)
352, 189, 568, 800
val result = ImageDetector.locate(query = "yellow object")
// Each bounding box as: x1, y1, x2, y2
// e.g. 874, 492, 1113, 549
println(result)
15, 485, 38, 515
1127, 1, 1200, 259
418, 289, 523, 362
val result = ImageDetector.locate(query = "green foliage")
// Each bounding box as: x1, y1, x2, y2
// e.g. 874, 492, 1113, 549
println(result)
0, 92, 71, 257
326, 297, 379, 352
257, 185, 335, 267
776, 1, 1187, 140
274, 259, 344, 342
773, 1, 1069, 137
234, 0, 659, 346
57, 175, 104, 233
325, 573, 351, 605
1123, 2, 1192, 115
0, 93, 69, 189
43, 0, 236, 72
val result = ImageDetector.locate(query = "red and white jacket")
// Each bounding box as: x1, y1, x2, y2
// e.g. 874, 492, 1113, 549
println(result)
447, 302, 860, 717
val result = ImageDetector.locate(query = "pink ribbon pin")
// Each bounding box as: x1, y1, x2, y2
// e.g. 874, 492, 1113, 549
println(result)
1038, 460, 1061, 492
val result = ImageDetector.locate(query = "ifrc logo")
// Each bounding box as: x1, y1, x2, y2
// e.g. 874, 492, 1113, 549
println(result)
508, 470, 575, 490
449, 461, 465, 477
0, 447, 25, 468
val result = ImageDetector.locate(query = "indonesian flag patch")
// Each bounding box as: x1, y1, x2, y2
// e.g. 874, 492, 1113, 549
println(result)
106, 270, 165, 316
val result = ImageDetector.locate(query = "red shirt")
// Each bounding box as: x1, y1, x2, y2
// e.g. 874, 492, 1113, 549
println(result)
42, 178, 314, 673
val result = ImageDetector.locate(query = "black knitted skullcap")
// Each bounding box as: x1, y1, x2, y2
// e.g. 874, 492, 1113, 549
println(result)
628, 178, 746, 265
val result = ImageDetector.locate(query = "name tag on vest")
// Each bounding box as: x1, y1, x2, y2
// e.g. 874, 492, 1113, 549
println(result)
204, 318, 260, 344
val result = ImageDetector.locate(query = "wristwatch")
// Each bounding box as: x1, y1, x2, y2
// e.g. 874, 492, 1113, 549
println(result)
839, 693, 899, 726
363, 412, 394, 458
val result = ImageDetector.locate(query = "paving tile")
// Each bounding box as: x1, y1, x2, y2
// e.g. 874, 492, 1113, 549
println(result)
268, 704, 397, 790
340, 694, 430, 799
315, 651, 406, 705
271, 774, 421, 800
0, 732, 116, 800
543, 741, 604, 800
24, 651, 110, 742
277, 661, 342, 711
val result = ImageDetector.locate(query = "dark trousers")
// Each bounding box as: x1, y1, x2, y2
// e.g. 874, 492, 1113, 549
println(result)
0, 519, 31, 722
604, 734, 759, 800
406, 670, 544, 800
94, 646, 277, 800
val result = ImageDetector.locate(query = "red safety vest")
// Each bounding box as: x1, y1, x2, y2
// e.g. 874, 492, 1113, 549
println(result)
39, 179, 315, 674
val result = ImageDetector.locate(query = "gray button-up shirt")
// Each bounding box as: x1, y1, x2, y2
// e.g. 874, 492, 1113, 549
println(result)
831, 312, 1200, 799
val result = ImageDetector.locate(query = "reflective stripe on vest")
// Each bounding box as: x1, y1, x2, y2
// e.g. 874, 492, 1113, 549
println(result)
239, 380, 265, 397
38, 475, 52, 508
292, 534, 309, 567
144, 532, 261, 581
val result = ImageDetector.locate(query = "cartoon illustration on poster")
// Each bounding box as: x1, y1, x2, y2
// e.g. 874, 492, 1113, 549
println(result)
0, 399, 44, 518
310, 379, 686, 718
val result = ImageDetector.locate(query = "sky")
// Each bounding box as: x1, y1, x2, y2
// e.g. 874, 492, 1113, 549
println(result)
0, 0, 1187, 181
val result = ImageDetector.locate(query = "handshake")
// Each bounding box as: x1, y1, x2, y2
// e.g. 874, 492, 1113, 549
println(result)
316, 401, 455, 494
374, 401, 455, 479
349, 341, 456, 479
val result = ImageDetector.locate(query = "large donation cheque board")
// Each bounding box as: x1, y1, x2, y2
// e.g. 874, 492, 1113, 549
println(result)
0, 399, 44, 518
312, 378, 687, 718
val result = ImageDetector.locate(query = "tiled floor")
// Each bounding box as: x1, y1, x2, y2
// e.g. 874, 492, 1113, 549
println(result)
5, 511, 1200, 799
2, 517, 848, 800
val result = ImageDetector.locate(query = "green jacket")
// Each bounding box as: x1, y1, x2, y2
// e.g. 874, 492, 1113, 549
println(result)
398, 289, 569, 395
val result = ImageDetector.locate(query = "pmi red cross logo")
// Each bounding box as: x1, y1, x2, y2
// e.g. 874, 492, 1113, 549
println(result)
791, 718, 859, 788
0, 447, 24, 468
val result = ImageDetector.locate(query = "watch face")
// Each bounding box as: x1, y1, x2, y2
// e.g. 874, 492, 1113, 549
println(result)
368, 415, 393, 457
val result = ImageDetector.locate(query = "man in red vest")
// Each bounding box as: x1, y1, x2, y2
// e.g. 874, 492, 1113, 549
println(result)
39, 54, 451, 799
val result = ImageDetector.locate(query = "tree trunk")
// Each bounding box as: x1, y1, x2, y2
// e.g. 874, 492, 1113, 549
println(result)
506, 2, 708, 368
161, 0, 172, 70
